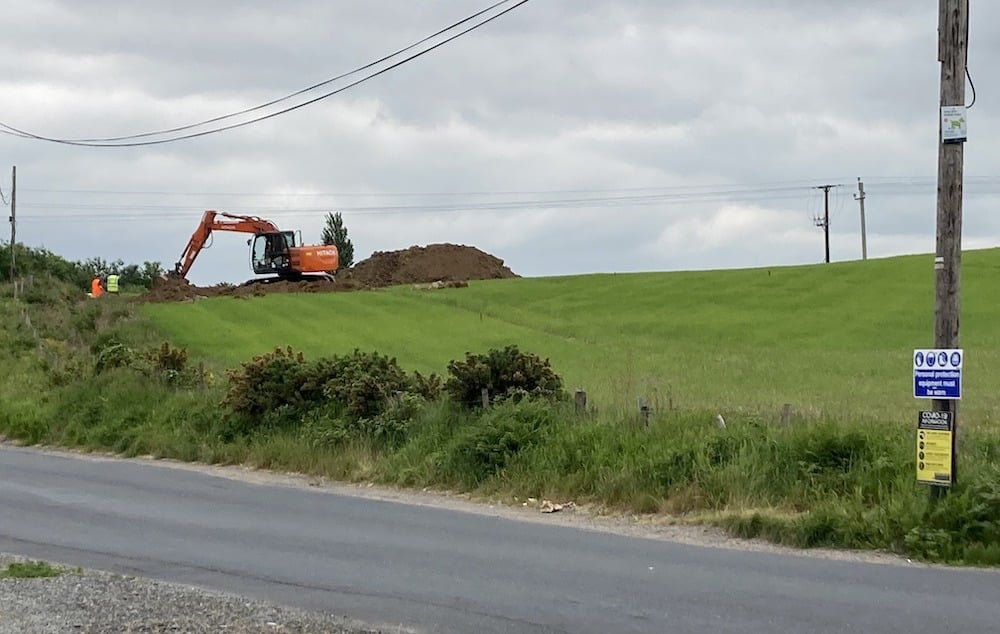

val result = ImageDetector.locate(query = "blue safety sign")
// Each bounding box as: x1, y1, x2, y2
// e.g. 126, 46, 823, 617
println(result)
913, 348, 962, 399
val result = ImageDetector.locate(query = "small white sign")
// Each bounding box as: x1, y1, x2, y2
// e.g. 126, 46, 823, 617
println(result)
942, 105, 967, 143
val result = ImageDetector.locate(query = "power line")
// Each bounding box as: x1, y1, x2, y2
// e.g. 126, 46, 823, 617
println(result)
17, 181, 838, 197
16, 186, 822, 213
18, 191, 823, 222
16, 179, 1000, 222
20, 176, 1000, 199
11, 1, 514, 144
0, 0, 533, 147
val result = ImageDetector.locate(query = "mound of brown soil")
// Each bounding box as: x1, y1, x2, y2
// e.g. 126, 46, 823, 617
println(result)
345, 243, 517, 287
139, 243, 516, 303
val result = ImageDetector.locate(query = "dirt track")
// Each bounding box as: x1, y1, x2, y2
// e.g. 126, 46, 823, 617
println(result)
141, 243, 518, 303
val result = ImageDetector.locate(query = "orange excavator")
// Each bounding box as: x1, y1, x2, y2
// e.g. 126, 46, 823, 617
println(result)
173, 210, 338, 282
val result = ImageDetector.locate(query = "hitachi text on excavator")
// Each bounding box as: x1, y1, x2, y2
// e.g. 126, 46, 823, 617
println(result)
173, 210, 338, 283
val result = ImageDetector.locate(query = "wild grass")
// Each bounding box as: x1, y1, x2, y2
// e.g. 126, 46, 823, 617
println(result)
4, 251, 1000, 564
0, 561, 63, 579
142, 249, 1000, 424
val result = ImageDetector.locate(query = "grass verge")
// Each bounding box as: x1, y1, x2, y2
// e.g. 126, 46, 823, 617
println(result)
2, 272, 1000, 567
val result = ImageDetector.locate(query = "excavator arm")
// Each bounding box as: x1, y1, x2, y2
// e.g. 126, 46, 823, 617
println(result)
173, 210, 281, 278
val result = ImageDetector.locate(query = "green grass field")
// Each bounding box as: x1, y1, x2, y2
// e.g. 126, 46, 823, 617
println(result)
143, 248, 1000, 424
5, 248, 1000, 563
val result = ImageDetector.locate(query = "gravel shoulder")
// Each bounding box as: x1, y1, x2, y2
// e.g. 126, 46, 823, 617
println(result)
0, 553, 405, 634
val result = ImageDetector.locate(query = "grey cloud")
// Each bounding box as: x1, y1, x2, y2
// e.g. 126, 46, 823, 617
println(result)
2, 1, 998, 285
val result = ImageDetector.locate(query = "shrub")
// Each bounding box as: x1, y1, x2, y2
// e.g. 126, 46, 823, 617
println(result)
320, 350, 412, 419
223, 346, 309, 420
300, 393, 426, 450
302, 349, 439, 420
444, 345, 565, 409
94, 343, 136, 374
148, 341, 187, 373
905, 465, 1000, 564
357, 392, 426, 448
450, 399, 560, 485
223, 347, 439, 436
410, 370, 442, 402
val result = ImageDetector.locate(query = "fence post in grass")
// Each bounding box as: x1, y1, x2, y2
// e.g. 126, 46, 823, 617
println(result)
481, 387, 490, 409
780, 403, 792, 428
637, 396, 650, 428
574, 389, 587, 414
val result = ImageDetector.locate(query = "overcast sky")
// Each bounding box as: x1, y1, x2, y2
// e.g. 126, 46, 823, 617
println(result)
1, 0, 998, 285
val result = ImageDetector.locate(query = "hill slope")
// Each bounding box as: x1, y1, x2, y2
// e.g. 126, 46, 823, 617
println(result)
141, 249, 1000, 423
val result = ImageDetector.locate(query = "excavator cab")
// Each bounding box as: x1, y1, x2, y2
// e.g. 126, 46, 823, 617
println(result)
251, 231, 296, 275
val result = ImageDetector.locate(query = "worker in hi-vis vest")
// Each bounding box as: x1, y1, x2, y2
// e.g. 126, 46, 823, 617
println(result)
90, 276, 103, 298
106, 274, 120, 294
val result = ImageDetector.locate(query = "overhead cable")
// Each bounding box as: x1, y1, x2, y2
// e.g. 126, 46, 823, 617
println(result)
0, 0, 532, 147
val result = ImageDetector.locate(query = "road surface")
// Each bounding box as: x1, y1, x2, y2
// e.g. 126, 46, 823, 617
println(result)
1, 445, 998, 633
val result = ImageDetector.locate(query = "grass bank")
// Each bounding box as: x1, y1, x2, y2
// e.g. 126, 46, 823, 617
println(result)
2, 254, 1000, 566
143, 249, 1000, 424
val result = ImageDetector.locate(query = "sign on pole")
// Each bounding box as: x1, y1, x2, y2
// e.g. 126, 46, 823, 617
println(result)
913, 348, 962, 399
917, 410, 954, 487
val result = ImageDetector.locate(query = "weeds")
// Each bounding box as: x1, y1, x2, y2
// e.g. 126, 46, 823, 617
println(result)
1, 561, 62, 579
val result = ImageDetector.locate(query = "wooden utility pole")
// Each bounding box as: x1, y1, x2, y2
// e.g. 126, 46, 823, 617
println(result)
933, 0, 968, 491
8, 166, 14, 281
814, 184, 837, 263
855, 178, 868, 260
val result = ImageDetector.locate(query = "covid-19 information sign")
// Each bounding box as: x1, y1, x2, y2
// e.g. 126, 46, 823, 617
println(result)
917, 410, 953, 487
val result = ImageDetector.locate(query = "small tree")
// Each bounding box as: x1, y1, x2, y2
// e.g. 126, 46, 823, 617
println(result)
320, 212, 354, 269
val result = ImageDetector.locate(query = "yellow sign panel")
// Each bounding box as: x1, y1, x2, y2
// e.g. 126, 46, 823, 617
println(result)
917, 411, 953, 487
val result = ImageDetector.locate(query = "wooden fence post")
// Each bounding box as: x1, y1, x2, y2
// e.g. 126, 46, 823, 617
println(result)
780, 403, 793, 428
637, 397, 650, 427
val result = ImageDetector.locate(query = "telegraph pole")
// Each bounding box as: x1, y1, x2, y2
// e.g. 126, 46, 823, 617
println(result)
814, 184, 837, 263
7, 166, 14, 281
933, 0, 968, 492
855, 178, 868, 260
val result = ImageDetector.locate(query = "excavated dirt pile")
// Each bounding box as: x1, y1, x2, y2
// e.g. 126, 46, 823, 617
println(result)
140, 243, 517, 303
349, 243, 517, 288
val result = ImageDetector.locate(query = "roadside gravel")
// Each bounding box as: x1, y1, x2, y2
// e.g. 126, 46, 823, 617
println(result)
0, 554, 401, 634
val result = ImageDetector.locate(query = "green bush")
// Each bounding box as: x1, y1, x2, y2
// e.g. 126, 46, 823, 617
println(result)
94, 343, 137, 374
904, 466, 1000, 564
300, 411, 351, 449
444, 345, 565, 409
223, 346, 309, 420
450, 399, 560, 485
147, 341, 188, 378
302, 392, 427, 450
357, 392, 426, 448
301, 349, 440, 420
223, 347, 438, 436
315, 349, 416, 420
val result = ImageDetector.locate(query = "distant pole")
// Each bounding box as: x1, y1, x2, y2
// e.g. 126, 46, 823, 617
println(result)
932, 0, 968, 493
8, 166, 15, 281
813, 184, 837, 263
823, 186, 830, 264
855, 177, 868, 260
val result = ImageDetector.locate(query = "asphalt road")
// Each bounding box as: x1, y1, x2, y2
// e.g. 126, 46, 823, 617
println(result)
1, 446, 998, 634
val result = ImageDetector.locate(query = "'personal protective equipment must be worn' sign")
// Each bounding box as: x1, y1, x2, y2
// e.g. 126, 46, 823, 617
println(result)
913, 348, 962, 400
